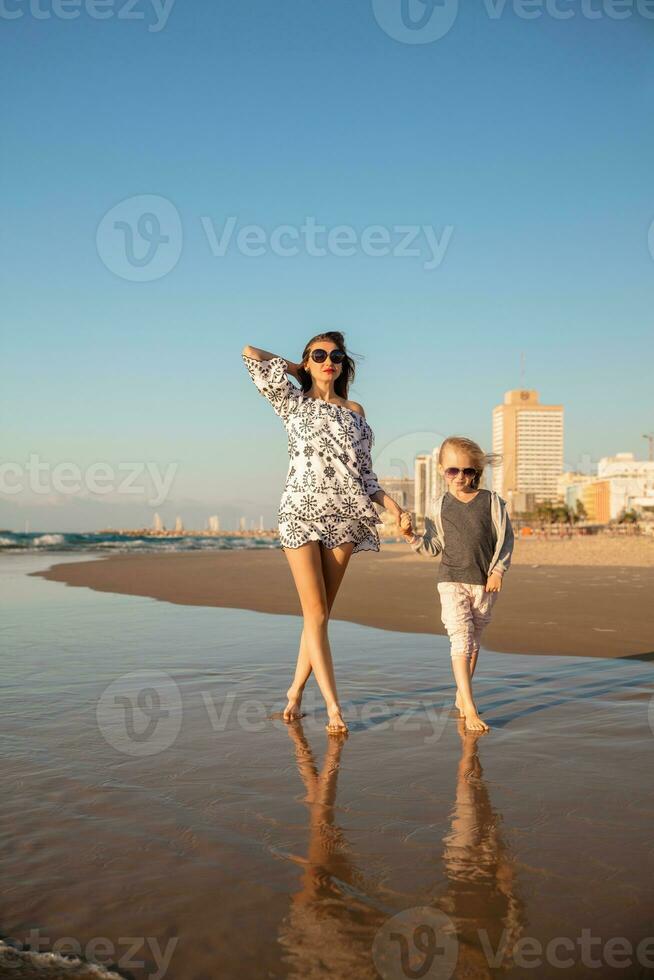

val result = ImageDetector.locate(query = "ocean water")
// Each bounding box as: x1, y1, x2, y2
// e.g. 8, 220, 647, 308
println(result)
1, 554, 653, 980
0, 531, 280, 555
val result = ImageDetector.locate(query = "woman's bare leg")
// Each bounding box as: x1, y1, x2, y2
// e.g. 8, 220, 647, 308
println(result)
284, 542, 354, 719
284, 541, 353, 732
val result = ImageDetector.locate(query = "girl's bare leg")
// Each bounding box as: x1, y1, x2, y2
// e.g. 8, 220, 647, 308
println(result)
455, 594, 496, 720
452, 656, 489, 733
283, 541, 354, 733
455, 649, 480, 717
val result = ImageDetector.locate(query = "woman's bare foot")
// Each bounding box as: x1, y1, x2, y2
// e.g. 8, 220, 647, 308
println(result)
326, 705, 348, 735
283, 687, 304, 722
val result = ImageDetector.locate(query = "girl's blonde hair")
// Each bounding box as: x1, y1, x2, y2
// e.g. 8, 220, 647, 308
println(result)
438, 436, 502, 490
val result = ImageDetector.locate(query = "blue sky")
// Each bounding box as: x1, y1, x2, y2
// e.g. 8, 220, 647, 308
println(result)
2, 0, 653, 531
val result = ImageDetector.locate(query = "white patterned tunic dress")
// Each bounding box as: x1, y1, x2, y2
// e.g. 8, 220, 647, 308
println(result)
243, 354, 383, 554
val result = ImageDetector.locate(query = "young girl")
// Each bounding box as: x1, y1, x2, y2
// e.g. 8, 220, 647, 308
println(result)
400, 436, 514, 733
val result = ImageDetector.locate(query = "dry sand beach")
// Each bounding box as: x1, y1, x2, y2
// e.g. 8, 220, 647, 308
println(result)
33, 536, 654, 659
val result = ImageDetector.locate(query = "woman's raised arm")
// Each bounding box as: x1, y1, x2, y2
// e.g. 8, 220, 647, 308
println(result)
242, 345, 301, 382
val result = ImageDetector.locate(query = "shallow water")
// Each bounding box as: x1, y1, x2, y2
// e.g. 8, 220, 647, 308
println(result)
1, 555, 653, 980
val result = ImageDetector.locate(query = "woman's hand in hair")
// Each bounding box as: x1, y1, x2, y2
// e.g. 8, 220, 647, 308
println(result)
242, 346, 302, 381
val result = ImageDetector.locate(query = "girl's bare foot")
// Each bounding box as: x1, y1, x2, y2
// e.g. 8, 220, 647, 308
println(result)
326, 705, 348, 735
283, 687, 304, 722
455, 692, 481, 719
463, 708, 489, 733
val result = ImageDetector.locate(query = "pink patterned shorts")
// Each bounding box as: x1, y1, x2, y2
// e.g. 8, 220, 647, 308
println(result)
437, 581, 498, 661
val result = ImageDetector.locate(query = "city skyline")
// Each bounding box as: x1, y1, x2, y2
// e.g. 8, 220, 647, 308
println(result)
2, 380, 651, 531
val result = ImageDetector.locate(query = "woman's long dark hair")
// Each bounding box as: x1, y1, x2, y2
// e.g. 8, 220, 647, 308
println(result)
297, 331, 355, 399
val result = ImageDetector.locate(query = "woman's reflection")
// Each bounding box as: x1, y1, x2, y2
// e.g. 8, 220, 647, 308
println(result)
277, 723, 378, 980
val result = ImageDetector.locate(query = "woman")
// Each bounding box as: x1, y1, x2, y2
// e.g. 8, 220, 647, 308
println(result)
242, 331, 404, 734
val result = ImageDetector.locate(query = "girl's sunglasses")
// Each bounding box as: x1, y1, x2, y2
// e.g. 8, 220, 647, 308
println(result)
310, 348, 345, 364
444, 467, 478, 479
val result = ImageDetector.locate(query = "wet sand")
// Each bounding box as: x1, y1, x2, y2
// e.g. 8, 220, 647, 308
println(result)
32, 543, 654, 659
3, 555, 654, 979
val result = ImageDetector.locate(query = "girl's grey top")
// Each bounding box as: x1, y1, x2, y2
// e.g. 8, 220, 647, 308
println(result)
437, 489, 496, 585
407, 488, 514, 579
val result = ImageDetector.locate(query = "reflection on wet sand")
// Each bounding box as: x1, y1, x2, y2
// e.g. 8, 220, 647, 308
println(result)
278, 719, 526, 979
440, 722, 527, 977
278, 725, 379, 979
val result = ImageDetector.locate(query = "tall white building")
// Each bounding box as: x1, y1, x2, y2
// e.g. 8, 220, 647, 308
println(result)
492, 390, 564, 508
208, 515, 220, 532
175, 515, 184, 532
414, 455, 429, 519
414, 447, 445, 520
152, 512, 163, 532
427, 446, 445, 514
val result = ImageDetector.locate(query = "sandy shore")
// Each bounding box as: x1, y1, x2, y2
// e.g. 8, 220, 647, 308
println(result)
6, 555, 654, 979
33, 539, 654, 658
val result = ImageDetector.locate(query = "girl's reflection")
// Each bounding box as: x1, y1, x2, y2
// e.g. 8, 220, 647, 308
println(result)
440, 721, 526, 975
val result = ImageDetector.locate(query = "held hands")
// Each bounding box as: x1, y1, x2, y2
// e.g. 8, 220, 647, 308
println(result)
485, 571, 503, 593
399, 510, 414, 538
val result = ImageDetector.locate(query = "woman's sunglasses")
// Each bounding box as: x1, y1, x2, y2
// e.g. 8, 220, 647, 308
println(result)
444, 467, 478, 479
309, 348, 346, 364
